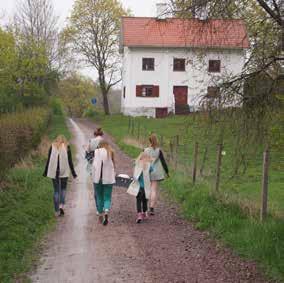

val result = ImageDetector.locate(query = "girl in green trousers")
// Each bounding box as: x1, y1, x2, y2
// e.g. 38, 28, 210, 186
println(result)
92, 141, 115, 225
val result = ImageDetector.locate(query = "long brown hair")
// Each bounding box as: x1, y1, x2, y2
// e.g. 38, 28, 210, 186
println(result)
94, 128, 103, 137
149, 133, 159, 149
99, 140, 115, 164
53, 135, 68, 149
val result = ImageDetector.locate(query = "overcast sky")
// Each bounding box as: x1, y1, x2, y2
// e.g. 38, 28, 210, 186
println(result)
0, 0, 160, 80
1, 0, 159, 26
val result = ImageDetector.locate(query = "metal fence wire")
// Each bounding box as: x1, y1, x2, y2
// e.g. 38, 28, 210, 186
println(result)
127, 117, 284, 221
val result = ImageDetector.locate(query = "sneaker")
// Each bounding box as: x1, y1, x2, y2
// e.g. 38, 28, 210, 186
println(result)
102, 214, 109, 226
98, 214, 104, 224
149, 207, 155, 216
142, 212, 148, 220
136, 212, 143, 223
59, 208, 65, 216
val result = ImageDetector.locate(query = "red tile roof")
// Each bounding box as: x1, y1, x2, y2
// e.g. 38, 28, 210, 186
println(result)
121, 17, 249, 49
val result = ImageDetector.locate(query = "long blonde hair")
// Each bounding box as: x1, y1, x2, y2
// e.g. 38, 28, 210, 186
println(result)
99, 140, 115, 164
149, 133, 159, 149
53, 135, 68, 149
135, 152, 152, 169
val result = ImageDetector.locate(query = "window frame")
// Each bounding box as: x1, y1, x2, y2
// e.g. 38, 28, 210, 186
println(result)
136, 85, 159, 98
173, 58, 186, 72
208, 60, 221, 73
142, 58, 155, 71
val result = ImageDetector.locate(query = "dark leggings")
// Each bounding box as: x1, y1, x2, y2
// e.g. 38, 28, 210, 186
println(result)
52, 177, 68, 212
136, 187, 148, 213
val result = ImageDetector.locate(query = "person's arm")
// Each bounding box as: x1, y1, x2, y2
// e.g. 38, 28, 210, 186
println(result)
67, 146, 77, 178
159, 150, 169, 177
43, 146, 52, 177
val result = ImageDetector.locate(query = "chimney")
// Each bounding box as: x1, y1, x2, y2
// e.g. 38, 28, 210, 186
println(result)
156, 3, 168, 20
195, 4, 208, 20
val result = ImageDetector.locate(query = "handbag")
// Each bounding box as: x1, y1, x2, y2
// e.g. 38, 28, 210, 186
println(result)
115, 174, 133, 188
126, 180, 140, 196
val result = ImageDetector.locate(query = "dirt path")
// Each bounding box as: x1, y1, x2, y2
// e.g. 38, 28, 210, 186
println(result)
30, 118, 270, 283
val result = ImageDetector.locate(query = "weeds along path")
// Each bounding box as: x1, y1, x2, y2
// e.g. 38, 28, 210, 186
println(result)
30, 118, 270, 283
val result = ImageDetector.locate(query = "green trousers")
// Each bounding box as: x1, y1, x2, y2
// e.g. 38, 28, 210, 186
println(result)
94, 182, 113, 214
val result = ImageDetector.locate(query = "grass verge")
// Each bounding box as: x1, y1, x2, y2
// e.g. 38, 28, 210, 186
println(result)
93, 113, 284, 282
0, 112, 70, 283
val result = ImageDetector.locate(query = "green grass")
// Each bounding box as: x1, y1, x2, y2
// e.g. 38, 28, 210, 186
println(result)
93, 113, 284, 282
0, 111, 70, 283
97, 113, 284, 218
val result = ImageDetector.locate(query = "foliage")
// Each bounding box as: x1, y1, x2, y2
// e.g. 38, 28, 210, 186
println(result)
56, 73, 99, 117
0, 108, 51, 180
0, 110, 70, 283
65, 0, 128, 115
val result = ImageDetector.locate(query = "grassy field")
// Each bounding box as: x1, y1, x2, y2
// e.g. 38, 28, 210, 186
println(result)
92, 113, 284, 282
0, 111, 70, 283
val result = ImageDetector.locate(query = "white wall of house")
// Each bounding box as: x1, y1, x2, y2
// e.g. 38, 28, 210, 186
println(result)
121, 46, 245, 117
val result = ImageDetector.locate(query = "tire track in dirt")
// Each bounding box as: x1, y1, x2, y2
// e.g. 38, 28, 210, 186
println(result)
30, 118, 272, 283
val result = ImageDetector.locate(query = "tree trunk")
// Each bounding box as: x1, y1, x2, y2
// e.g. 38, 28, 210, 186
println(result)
101, 88, 110, 115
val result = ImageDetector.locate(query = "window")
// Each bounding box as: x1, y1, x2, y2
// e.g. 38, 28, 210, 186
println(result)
142, 58, 155, 71
208, 60, 221, 72
136, 85, 159, 97
173, 58, 186, 71
207, 87, 220, 98
142, 85, 153, 97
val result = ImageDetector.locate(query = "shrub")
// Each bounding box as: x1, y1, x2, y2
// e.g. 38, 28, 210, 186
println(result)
0, 108, 51, 180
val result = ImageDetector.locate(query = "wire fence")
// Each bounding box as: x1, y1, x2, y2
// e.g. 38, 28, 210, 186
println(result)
126, 116, 284, 221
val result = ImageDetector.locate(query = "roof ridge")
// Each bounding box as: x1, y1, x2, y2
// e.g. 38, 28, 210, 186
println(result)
121, 16, 246, 22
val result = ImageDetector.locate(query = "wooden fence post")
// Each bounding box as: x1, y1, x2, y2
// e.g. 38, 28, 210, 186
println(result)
175, 138, 178, 170
176, 135, 180, 146
215, 144, 223, 192
260, 146, 270, 221
137, 122, 140, 140
131, 119, 134, 136
192, 142, 199, 184
128, 116, 131, 133
169, 140, 174, 165
160, 135, 164, 147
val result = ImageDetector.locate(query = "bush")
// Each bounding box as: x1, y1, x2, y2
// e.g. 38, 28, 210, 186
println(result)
48, 97, 63, 115
0, 108, 51, 180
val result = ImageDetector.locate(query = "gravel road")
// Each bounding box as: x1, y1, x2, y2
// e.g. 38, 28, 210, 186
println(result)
30, 118, 271, 283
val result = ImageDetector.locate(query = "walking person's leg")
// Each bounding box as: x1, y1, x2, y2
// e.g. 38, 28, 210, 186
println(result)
136, 189, 143, 223
95, 182, 104, 223
52, 178, 60, 216
141, 190, 148, 218
102, 184, 113, 225
59, 178, 68, 216
150, 181, 159, 215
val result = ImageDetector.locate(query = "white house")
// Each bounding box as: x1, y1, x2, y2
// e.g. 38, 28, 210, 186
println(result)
120, 9, 249, 118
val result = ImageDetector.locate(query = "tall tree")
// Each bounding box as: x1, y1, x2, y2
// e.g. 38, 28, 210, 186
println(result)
170, 0, 283, 78
65, 0, 128, 115
13, 0, 61, 96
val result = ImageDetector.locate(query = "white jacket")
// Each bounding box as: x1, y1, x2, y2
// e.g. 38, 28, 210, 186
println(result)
127, 161, 151, 199
92, 148, 115, 184
47, 144, 70, 178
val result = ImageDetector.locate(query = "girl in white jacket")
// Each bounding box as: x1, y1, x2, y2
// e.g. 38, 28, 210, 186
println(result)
127, 152, 153, 223
92, 140, 115, 225
43, 135, 77, 216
